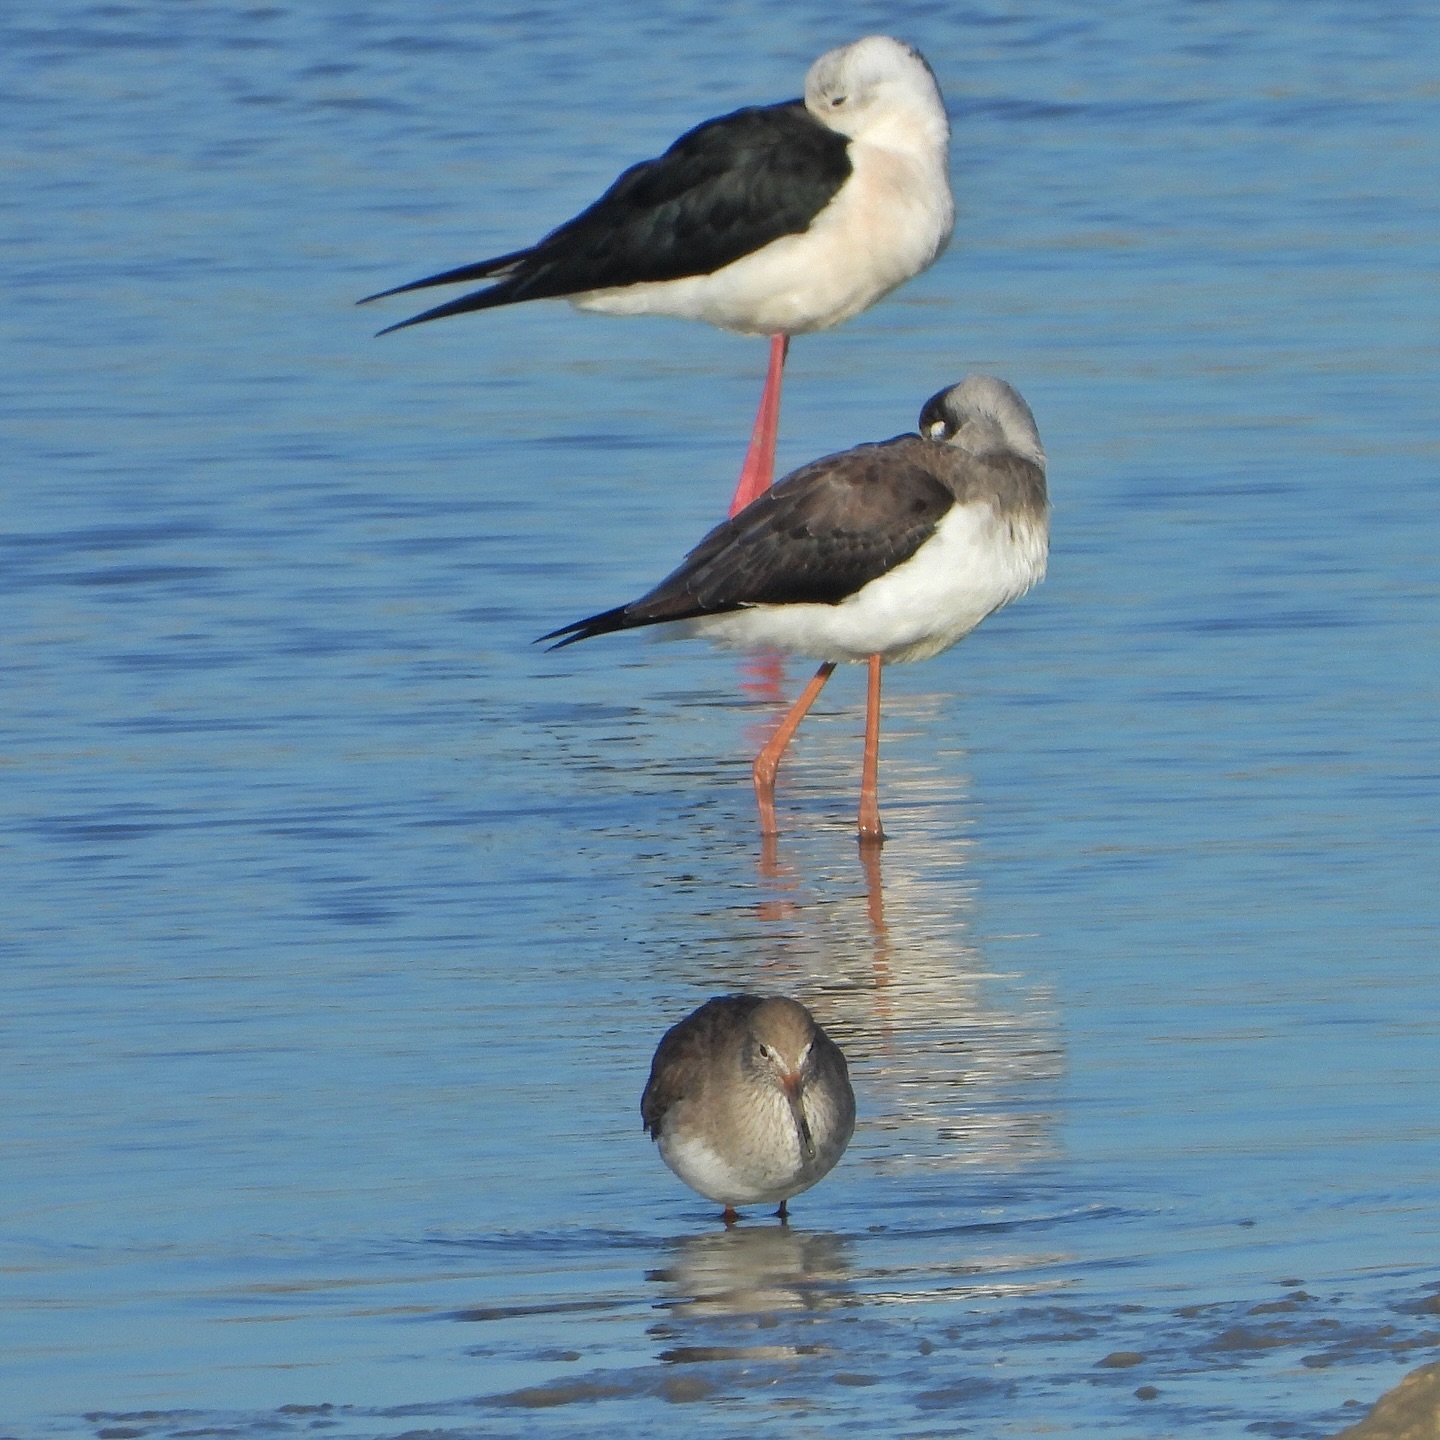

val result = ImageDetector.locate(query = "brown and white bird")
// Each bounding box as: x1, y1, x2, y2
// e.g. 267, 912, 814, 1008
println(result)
642, 995, 855, 1223
543, 375, 1049, 840
361, 36, 953, 516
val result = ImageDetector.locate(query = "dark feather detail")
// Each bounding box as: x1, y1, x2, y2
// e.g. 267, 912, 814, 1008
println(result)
539, 603, 633, 650
370, 102, 851, 333
541, 435, 953, 648
641, 995, 765, 1137
358, 249, 530, 306
948, 450, 1048, 521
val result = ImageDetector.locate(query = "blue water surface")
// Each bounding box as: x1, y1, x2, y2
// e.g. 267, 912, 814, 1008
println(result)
3, 2, 1438, 1437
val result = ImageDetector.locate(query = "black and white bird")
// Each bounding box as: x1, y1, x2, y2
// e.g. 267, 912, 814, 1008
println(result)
363, 35, 953, 516
542, 376, 1049, 841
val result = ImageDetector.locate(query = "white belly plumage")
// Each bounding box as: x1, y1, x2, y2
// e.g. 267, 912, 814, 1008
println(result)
659, 1129, 812, 1207
657, 1085, 853, 1206
678, 501, 1048, 664
573, 140, 953, 336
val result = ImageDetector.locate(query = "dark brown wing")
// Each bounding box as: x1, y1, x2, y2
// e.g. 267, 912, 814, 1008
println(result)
942, 449, 1048, 520
641, 995, 763, 1137
544, 435, 954, 648
809, 1028, 856, 1132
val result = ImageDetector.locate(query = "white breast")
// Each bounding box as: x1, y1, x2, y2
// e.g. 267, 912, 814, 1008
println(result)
658, 1088, 809, 1206
573, 138, 953, 335
658, 1127, 804, 1207
656, 1080, 852, 1206
680, 501, 1048, 664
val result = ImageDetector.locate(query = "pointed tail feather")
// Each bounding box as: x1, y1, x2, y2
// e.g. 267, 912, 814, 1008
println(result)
537, 604, 636, 651
358, 249, 530, 306
541, 587, 752, 649
371, 281, 531, 336
539, 598, 713, 649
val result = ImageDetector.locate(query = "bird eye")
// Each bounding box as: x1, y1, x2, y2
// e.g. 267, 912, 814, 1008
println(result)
830, 94, 846, 107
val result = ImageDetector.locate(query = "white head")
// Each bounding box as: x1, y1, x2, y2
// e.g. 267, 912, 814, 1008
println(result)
804, 36, 949, 148
918, 375, 1047, 469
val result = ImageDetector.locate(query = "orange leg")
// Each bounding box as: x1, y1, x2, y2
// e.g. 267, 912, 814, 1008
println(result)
729, 334, 790, 517
858, 654, 885, 844
753, 661, 836, 836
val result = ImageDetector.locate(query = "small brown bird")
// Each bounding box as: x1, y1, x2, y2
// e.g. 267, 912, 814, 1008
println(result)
642, 995, 856, 1222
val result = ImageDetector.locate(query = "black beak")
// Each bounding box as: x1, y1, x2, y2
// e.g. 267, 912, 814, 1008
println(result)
783, 1075, 815, 1161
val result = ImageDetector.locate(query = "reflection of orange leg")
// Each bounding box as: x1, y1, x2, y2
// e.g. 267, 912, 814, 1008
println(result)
729, 334, 790, 517
852, 840, 887, 1025
738, 651, 788, 704
858, 654, 885, 844
859, 841, 888, 950
858, 841, 893, 1034
753, 661, 836, 836
758, 830, 781, 881
755, 830, 800, 922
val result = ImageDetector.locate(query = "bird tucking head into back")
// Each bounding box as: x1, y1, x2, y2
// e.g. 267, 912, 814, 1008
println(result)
918, 374, 1047, 469
804, 35, 949, 149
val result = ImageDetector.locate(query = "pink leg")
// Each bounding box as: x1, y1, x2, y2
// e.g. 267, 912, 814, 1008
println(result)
858, 654, 885, 844
753, 661, 836, 836
729, 334, 790, 517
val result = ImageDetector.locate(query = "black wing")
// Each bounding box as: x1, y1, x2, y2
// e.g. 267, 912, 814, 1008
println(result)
543, 435, 954, 648
364, 102, 851, 333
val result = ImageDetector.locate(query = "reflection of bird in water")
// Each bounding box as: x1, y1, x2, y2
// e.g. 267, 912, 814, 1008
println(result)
718, 810, 1064, 1177
648, 1225, 853, 1327
362, 35, 952, 518
648, 766, 1065, 1180
642, 996, 855, 1223
544, 376, 1049, 842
